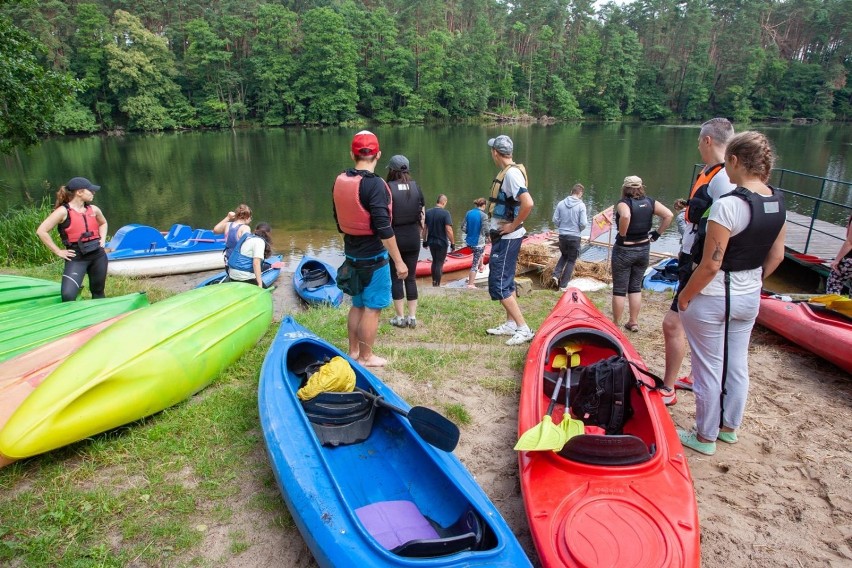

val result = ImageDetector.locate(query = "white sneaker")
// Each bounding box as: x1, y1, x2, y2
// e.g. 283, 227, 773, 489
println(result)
389, 316, 407, 328
486, 321, 517, 336
550, 276, 559, 288
506, 327, 535, 345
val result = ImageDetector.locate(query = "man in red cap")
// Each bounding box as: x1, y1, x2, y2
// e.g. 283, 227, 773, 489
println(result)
332, 131, 408, 367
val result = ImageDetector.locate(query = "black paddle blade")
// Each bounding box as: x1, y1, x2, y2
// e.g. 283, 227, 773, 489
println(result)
407, 406, 460, 452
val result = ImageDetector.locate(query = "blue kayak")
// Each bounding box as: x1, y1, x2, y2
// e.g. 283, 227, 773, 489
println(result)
106, 224, 226, 277
642, 258, 679, 293
293, 256, 343, 307
195, 255, 283, 288
258, 317, 531, 568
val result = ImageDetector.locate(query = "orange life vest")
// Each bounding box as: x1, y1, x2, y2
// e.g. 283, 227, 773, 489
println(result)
684, 163, 724, 224
332, 172, 392, 236
58, 204, 101, 247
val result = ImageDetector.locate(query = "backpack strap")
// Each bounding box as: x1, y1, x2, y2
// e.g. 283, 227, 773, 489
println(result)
625, 360, 665, 391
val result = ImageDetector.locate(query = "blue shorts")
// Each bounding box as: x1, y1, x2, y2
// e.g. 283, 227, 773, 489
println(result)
488, 237, 522, 300
352, 262, 392, 309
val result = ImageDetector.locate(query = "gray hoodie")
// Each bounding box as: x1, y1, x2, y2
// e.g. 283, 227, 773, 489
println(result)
552, 196, 588, 237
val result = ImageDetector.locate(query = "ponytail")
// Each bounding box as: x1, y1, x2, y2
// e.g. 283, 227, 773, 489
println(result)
54, 186, 75, 209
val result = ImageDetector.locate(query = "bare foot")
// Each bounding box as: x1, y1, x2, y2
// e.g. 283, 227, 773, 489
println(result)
359, 355, 387, 367
349, 351, 359, 361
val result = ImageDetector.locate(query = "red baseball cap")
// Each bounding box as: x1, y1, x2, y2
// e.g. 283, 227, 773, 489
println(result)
351, 130, 380, 157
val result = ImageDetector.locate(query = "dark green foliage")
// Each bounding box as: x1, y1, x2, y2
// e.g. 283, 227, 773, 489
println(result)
0, 0, 849, 143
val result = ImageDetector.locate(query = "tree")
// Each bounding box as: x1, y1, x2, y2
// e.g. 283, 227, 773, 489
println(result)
294, 7, 358, 124
0, 6, 75, 153
250, 4, 300, 125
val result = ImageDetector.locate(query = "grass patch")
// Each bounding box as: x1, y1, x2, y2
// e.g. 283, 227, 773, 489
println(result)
0, 197, 61, 267
445, 403, 471, 425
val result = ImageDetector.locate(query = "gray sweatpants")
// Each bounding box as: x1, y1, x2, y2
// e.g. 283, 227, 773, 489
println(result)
679, 292, 760, 441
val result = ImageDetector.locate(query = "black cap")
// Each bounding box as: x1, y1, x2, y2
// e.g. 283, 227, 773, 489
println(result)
66, 177, 100, 192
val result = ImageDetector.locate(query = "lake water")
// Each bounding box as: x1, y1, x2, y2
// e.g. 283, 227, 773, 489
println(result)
2, 123, 850, 266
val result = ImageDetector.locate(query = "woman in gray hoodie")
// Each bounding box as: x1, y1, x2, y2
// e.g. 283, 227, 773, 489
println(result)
552, 183, 588, 289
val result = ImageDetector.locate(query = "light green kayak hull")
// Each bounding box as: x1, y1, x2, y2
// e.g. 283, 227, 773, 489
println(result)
0, 275, 62, 313
0, 283, 273, 459
0, 293, 150, 363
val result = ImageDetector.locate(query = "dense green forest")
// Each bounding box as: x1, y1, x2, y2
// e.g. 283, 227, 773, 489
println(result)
1, 0, 850, 143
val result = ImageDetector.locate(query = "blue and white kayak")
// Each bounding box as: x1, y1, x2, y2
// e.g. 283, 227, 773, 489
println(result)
258, 317, 531, 568
195, 255, 283, 288
293, 256, 343, 307
642, 258, 679, 293
106, 224, 225, 277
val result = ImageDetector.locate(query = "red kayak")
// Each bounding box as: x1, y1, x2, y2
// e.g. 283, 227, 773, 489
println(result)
415, 244, 491, 277
518, 289, 700, 568
757, 294, 852, 374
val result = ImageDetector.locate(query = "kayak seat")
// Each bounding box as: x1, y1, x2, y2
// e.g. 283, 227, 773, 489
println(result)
301, 267, 330, 290
164, 223, 192, 242
558, 434, 654, 466
355, 500, 482, 558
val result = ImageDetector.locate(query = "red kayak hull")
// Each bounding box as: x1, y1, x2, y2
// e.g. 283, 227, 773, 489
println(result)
415, 244, 491, 277
757, 294, 852, 374
518, 289, 700, 568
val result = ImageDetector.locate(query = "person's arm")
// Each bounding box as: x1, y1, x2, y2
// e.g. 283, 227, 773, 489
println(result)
94, 206, 108, 247
652, 201, 674, 238
446, 218, 455, 247
678, 219, 731, 310
831, 222, 852, 270
381, 236, 409, 280
616, 202, 631, 237
213, 212, 235, 234
36, 207, 75, 260
253, 257, 263, 286
501, 191, 534, 235
762, 223, 787, 278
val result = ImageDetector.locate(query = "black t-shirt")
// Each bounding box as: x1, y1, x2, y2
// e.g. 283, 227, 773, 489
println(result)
425, 207, 453, 247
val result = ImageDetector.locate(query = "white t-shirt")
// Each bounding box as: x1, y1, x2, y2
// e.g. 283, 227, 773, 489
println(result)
229, 236, 266, 282
699, 194, 772, 296
489, 166, 528, 239
681, 167, 735, 254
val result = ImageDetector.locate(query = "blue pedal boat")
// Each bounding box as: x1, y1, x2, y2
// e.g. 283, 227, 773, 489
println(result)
195, 255, 283, 288
258, 317, 531, 568
293, 256, 343, 307
106, 223, 226, 277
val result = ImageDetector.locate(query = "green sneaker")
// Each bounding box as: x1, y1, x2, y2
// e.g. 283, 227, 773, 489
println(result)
677, 428, 716, 456
717, 431, 738, 444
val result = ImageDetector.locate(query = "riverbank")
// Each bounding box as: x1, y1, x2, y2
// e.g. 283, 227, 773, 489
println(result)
1, 269, 850, 567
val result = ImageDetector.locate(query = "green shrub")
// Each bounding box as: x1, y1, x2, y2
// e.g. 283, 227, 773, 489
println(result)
0, 197, 61, 267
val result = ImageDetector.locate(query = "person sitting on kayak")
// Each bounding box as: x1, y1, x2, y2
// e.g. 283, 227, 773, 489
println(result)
227, 223, 272, 287
35, 177, 108, 302
214, 204, 252, 264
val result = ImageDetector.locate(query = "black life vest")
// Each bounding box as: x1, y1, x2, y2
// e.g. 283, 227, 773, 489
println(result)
614, 197, 655, 245
388, 180, 422, 226
691, 187, 786, 272
58, 204, 101, 247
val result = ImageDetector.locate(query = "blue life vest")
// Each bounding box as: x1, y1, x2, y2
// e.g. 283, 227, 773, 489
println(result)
227, 233, 261, 272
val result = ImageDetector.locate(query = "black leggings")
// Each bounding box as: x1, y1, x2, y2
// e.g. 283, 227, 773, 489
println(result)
391, 248, 419, 301
428, 244, 448, 286
62, 250, 108, 302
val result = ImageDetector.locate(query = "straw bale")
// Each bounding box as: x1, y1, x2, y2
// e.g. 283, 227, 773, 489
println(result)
540, 260, 612, 287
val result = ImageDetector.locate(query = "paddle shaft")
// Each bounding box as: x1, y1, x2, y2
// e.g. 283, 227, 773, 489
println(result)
355, 388, 460, 452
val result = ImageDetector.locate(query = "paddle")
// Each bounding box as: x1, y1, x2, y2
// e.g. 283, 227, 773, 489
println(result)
355, 387, 460, 452
558, 344, 585, 441
514, 370, 566, 451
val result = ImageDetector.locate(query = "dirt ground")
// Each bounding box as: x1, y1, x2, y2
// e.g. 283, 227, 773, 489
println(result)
151, 270, 852, 568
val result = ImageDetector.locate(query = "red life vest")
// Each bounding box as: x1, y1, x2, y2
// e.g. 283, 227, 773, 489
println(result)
58, 204, 101, 246
332, 171, 392, 236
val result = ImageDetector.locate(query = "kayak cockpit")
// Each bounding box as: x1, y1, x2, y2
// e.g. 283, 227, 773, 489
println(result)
541, 327, 658, 467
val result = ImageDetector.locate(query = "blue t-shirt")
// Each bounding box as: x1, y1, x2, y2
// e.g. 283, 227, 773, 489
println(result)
464, 208, 485, 247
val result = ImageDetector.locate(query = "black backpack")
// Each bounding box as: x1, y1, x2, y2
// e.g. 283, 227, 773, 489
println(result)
570, 355, 636, 435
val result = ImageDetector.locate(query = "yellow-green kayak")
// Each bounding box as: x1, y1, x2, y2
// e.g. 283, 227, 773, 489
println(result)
0, 283, 273, 460
0, 293, 150, 363
0, 275, 62, 313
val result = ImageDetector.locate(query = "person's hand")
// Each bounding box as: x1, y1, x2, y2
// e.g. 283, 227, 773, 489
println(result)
830, 258, 840, 270
449, 243, 456, 252
395, 260, 409, 280
422, 240, 428, 249
227, 211, 236, 220
57, 249, 75, 261
678, 297, 689, 312
649, 230, 661, 242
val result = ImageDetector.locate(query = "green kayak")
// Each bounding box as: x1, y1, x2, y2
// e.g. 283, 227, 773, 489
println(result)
0, 283, 272, 460
0, 275, 62, 314
0, 293, 150, 363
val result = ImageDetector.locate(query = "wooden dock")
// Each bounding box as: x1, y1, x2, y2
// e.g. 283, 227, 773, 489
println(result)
784, 211, 846, 258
